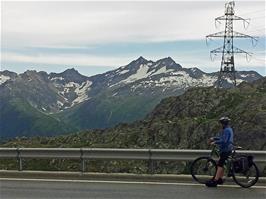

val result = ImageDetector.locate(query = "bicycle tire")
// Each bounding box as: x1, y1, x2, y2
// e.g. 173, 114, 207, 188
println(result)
190, 156, 217, 184
232, 161, 259, 188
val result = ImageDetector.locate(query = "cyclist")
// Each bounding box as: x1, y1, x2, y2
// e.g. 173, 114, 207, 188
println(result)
206, 116, 234, 187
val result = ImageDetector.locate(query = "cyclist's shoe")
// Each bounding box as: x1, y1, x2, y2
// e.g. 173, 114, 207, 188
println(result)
205, 179, 218, 187
217, 178, 224, 185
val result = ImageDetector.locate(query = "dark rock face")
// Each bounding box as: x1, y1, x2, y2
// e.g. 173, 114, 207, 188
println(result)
49, 68, 88, 84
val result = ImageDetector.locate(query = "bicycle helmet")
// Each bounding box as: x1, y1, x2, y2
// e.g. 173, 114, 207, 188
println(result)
219, 116, 231, 125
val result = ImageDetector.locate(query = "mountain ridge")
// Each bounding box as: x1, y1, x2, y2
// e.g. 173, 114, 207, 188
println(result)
0, 57, 263, 139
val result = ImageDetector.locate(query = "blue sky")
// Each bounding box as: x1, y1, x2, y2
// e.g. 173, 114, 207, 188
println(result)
1, 1, 265, 76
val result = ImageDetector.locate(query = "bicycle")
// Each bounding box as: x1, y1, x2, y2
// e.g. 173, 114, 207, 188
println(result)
190, 145, 259, 188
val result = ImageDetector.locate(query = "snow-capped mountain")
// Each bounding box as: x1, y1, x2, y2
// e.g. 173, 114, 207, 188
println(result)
84, 56, 260, 98
1, 57, 262, 113
48, 69, 93, 108
0, 57, 263, 138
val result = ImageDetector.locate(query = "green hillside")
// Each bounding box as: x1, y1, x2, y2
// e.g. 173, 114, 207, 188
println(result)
3, 77, 266, 150
56, 92, 162, 130
0, 97, 77, 140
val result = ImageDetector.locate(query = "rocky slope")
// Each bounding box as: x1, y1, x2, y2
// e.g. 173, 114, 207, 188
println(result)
3, 77, 266, 150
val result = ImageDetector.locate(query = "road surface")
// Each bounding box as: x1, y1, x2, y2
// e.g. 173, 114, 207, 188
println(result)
0, 178, 265, 199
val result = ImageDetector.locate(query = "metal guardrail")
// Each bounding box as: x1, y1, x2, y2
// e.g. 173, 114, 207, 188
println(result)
0, 148, 265, 172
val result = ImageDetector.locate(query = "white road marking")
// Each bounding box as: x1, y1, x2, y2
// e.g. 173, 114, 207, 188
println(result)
0, 178, 265, 189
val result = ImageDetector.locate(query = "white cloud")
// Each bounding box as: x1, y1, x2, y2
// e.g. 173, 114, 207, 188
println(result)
2, 52, 132, 67
2, 1, 265, 48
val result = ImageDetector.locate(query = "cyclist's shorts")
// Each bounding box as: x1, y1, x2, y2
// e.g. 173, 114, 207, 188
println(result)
217, 152, 231, 167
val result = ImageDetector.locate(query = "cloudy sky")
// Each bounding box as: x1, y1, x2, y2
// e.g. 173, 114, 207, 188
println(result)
1, 0, 265, 76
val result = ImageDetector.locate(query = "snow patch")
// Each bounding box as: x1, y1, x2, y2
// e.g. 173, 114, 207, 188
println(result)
151, 66, 174, 76
112, 92, 118, 96
225, 77, 244, 85
240, 74, 250, 78
171, 71, 189, 76
152, 72, 217, 89
63, 87, 70, 93
72, 80, 92, 104
120, 64, 151, 84
236, 78, 244, 85
121, 69, 219, 90
118, 69, 129, 75
190, 68, 198, 73
0, 75, 11, 85
57, 100, 64, 107
65, 82, 79, 88
50, 77, 64, 81
199, 74, 217, 86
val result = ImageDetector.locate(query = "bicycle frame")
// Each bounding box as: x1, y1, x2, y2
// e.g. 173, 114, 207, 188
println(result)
209, 145, 236, 176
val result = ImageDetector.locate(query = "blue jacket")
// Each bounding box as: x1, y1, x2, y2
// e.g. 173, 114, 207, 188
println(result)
214, 126, 234, 153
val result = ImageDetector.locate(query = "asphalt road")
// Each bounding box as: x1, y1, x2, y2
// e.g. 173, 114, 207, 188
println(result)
0, 178, 265, 199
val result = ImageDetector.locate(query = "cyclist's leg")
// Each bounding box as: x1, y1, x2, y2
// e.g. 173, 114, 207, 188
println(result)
214, 166, 224, 180
214, 152, 228, 180
206, 152, 228, 186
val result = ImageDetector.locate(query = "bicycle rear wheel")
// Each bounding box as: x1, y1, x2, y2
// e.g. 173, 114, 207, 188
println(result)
190, 157, 217, 184
232, 162, 259, 188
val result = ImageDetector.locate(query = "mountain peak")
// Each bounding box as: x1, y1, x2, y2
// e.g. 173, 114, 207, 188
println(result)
134, 56, 148, 64
137, 56, 147, 60
124, 56, 150, 70
24, 70, 37, 74
59, 68, 87, 79
156, 57, 175, 65
0, 70, 17, 85
0, 70, 18, 77
21, 70, 40, 78
49, 68, 87, 83
155, 57, 182, 69
157, 57, 174, 62
62, 68, 80, 75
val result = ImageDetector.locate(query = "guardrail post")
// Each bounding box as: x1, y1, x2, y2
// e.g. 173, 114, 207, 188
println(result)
16, 148, 23, 171
148, 149, 154, 174
80, 148, 85, 173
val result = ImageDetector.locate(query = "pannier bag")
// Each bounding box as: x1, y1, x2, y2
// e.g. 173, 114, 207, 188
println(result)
233, 155, 253, 173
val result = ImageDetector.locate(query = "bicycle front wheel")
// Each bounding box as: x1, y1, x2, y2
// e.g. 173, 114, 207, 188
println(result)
190, 157, 217, 184
232, 162, 259, 188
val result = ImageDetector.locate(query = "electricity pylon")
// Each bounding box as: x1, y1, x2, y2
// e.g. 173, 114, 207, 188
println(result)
206, 1, 257, 88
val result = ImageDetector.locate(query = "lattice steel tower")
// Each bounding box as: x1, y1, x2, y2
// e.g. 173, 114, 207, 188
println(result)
206, 1, 257, 88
